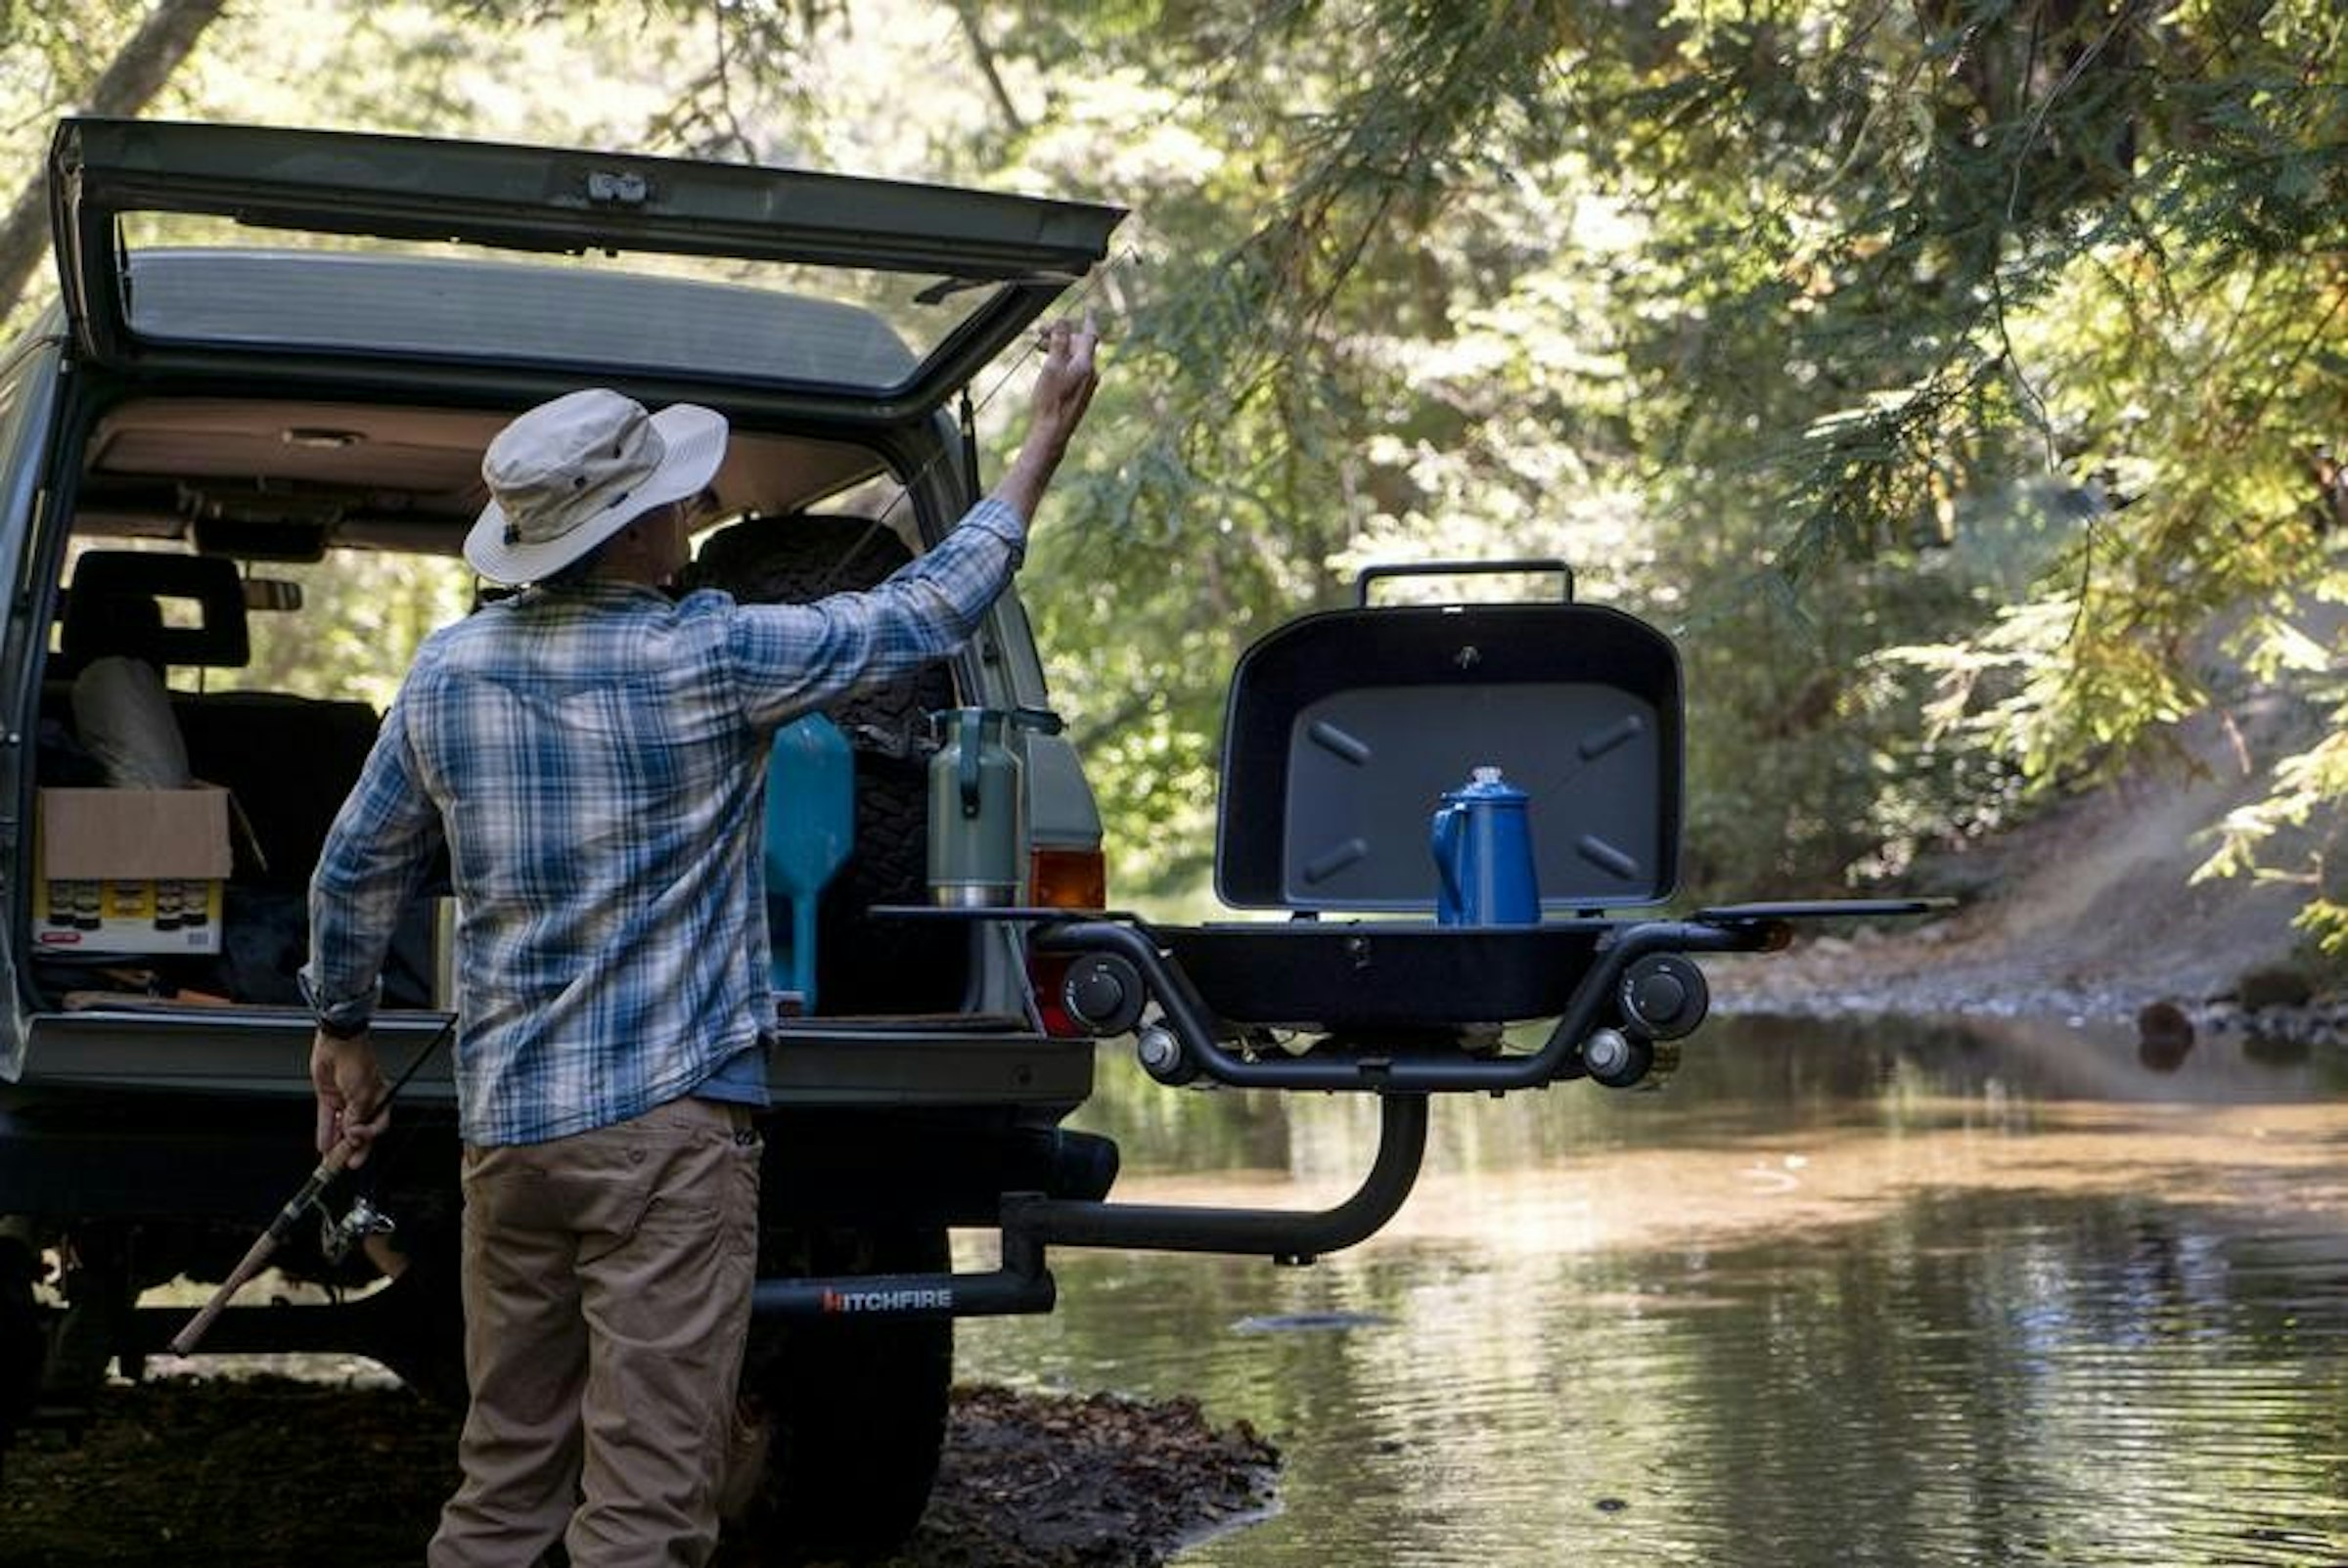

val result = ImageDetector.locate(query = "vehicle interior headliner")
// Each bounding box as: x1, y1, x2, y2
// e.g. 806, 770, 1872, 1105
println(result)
70, 397, 893, 557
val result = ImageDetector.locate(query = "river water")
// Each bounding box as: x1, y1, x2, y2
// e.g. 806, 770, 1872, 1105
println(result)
954, 1013, 2348, 1566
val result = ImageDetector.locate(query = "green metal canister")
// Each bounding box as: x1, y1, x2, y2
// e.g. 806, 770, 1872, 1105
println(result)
927, 707, 1027, 906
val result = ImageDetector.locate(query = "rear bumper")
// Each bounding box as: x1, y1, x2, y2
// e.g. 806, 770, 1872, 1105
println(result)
6, 1005, 1091, 1106
0, 1005, 1097, 1224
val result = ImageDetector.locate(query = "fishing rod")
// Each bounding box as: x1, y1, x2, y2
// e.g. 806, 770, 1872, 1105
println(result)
168, 1012, 457, 1357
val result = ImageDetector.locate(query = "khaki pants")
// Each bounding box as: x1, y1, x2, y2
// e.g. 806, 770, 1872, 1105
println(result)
428, 1097, 761, 1568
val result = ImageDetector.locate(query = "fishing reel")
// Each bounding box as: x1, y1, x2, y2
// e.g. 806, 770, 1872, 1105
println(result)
319, 1194, 397, 1267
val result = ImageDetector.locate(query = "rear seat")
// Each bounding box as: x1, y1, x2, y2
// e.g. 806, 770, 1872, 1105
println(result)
172, 690, 384, 890
52, 551, 384, 888
45, 551, 433, 1004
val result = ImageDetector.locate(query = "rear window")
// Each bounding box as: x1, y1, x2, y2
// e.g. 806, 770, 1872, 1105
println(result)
122, 234, 940, 394
56, 539, 471, 711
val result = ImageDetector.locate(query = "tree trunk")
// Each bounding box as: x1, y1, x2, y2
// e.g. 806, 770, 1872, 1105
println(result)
952, 1, 1027, 135
0, 0, 232, 327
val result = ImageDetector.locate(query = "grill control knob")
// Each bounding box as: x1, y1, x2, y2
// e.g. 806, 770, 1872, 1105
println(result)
1062, 954, 1146, 1036
1618, 955, 1708, 1040
1635, 969, 1685, 1017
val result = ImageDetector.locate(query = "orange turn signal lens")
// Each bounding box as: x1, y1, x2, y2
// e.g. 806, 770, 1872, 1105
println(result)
1029, 846, 1106, 912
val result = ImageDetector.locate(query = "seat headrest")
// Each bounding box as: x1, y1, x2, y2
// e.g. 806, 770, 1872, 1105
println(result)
59, 552, 250, 675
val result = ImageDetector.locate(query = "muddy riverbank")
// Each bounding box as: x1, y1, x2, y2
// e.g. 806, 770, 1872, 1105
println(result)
0, 1376, 1278, 1567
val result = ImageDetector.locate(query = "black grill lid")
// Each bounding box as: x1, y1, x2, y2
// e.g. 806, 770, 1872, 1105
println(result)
1213, 586, 1682, 912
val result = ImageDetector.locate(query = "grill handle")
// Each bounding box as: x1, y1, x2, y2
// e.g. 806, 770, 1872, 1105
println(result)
1356, 558, 1574, 606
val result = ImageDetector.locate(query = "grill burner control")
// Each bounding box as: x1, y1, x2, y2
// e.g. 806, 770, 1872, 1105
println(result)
1618, 954, 1709, 1040
1063, 953, 1147, 1037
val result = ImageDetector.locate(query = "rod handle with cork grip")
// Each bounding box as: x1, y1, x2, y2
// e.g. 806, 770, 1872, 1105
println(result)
168, 1013, 455, 1357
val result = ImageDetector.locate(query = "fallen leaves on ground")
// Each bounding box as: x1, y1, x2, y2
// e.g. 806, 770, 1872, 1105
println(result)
0, 1376, 1278, 1568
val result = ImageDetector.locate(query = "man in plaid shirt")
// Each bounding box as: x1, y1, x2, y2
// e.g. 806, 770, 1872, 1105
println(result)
301, 315, 1100, 1566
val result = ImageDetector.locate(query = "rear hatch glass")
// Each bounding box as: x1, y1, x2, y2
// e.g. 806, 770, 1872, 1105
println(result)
50, 117, 1123, 416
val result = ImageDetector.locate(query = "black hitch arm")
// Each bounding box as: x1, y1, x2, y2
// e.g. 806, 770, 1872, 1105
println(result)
1000, 1091, 1427, 1264
748, 1092, 1431, 1322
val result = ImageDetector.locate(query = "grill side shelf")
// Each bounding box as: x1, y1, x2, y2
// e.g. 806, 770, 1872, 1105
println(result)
879, 900, 1943, 1095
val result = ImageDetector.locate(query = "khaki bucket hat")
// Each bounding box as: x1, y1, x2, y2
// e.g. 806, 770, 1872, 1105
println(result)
465, 388, 728, 585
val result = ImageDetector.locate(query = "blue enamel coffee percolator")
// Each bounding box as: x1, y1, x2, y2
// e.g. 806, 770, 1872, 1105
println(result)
1431, 766, 1541, 926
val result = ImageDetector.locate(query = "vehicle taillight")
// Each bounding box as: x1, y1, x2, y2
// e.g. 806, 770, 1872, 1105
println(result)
1027, 846, 1106, 1037
1029, 846, 1106, 913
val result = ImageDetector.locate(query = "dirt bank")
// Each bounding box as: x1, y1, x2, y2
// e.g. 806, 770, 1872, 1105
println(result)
1707, 700, 2337, 1028
0, 1376, 1277, 1568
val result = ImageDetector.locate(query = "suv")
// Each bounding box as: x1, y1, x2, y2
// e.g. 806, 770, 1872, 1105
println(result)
0, 117, 1904, 1562
0, 117, 1129, 1558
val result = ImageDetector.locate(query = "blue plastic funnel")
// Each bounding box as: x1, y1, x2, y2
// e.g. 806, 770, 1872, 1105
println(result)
762, 713, 855, 1012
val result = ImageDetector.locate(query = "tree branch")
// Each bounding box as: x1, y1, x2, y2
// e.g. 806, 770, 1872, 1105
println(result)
953, 1, 1027, 135
0, 0, 231, 326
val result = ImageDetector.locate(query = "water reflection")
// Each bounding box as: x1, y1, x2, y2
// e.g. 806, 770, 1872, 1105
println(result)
956, 1014, 2348, 1566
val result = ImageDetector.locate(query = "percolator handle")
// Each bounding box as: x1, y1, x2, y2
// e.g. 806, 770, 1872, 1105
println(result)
1430, 802, 1465, 920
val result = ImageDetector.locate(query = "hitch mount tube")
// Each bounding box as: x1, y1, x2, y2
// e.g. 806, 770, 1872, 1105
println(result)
746, 1093, 1430, 1320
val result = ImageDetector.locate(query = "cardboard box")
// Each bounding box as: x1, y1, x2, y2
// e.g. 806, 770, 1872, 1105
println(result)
34, 787, 233, 955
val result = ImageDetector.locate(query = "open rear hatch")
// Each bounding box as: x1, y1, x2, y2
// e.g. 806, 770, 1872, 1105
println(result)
48, 116, 1123, 419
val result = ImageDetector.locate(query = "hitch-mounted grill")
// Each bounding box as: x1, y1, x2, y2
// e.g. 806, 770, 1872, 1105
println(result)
786, 560, 1929, 1318
1038, 560, 1925, 1086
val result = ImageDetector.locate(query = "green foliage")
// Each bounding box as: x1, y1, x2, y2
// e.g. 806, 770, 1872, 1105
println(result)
4, 0, 2342, 920
238, 556, 476, 710
969, 0, 2348, 910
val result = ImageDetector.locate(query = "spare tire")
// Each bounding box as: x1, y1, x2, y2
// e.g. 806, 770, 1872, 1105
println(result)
688, 515, 966, 1015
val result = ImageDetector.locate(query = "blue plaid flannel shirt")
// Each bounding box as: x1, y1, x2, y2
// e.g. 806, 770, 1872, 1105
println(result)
302, 500, 1024, 1146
